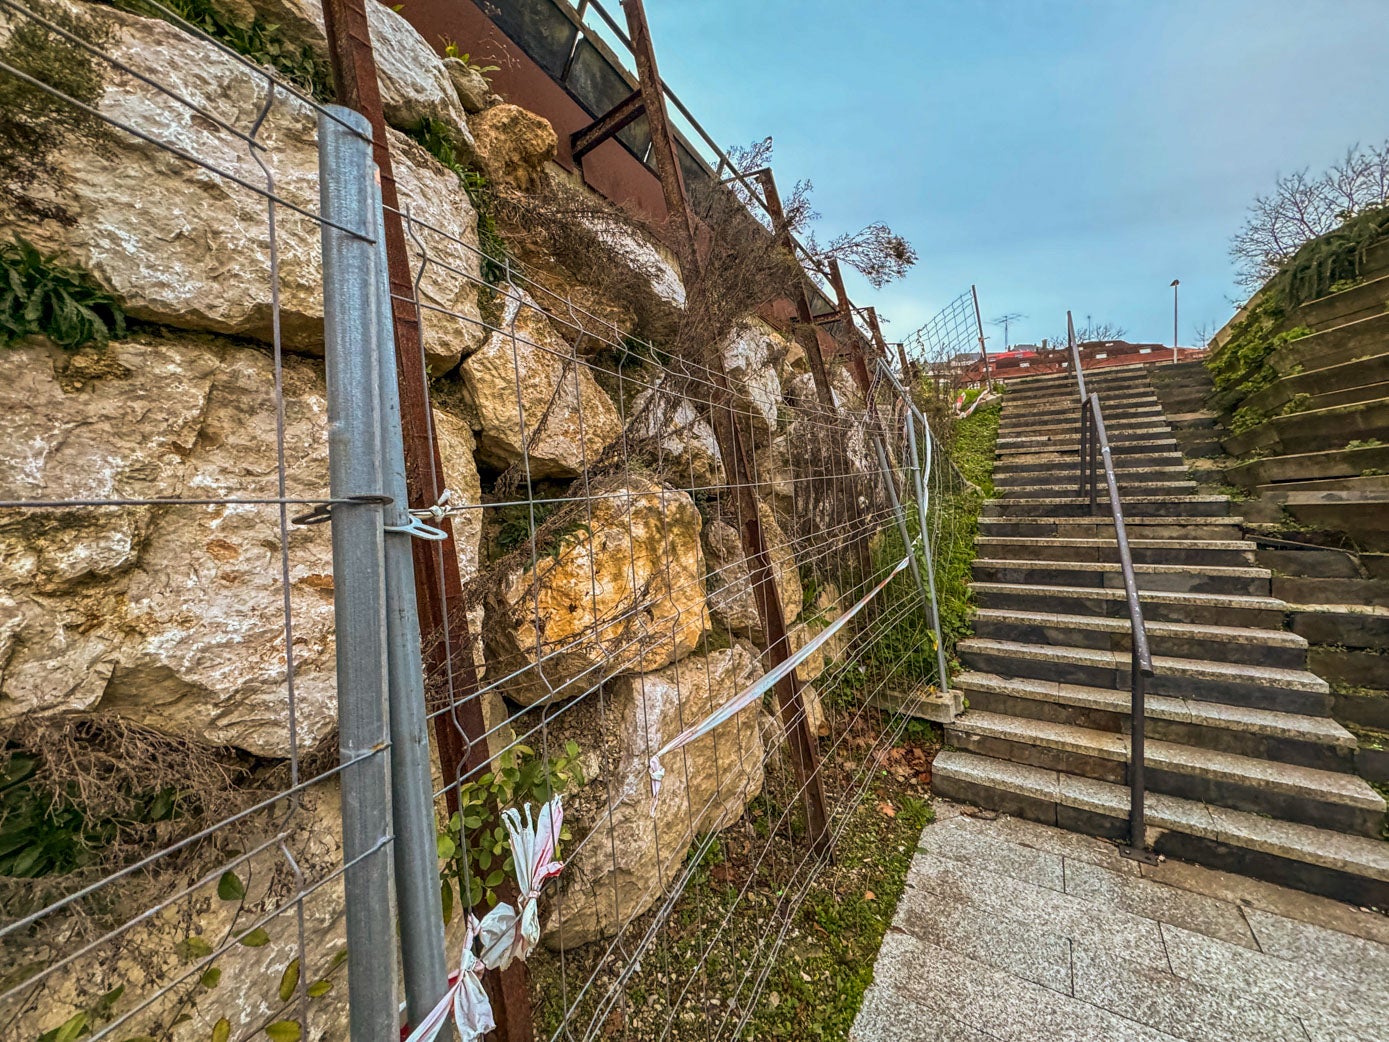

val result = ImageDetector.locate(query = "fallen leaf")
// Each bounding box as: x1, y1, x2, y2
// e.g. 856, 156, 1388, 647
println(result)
877, 801, 896, 818
864, 891, 876, 901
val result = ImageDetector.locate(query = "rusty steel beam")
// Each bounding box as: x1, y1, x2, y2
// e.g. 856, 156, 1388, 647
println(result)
753, 168, 834, 408
621, 0, 701, 264
827, 259, 873, 395
317, 2, 534, 1038
570, 88, 645, 161
867, 307, 911, 383
619, 0, 830, 855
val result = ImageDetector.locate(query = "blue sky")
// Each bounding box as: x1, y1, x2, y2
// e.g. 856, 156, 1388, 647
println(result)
640, 0, 1388, 351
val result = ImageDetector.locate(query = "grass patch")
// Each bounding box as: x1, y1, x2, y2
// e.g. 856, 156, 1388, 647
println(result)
527, 701, 940, 1040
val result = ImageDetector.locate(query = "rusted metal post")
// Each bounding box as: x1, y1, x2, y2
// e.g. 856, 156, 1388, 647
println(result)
621, 0, 701, 260
867, 307, 911, 384
754, 168, 835, 408
620, 0, 830, 854
317, 1, 533, 1037
827, 259, 873, 395
971, 284, 991, 386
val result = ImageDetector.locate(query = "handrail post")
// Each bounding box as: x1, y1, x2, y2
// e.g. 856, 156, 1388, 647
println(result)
1129, 646, 1148, 852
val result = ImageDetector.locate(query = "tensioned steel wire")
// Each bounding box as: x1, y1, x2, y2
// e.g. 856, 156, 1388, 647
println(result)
0, 4, 978, 1040
0, 2, 381, 1040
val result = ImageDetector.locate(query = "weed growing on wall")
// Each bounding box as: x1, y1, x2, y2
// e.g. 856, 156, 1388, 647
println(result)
408, 117, 509, 285
0, 237, 126, 350
0, 0, 112, 224
116, 0, 333, 100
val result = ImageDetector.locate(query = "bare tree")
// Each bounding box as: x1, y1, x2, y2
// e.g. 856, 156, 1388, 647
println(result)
1230, 140, 1389, 289
1050, 320, 1129, 347
725, 135, 917, 288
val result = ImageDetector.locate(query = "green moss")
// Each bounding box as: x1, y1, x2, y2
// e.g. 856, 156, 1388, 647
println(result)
0, 0, 113, 224
408, 118, 508, 285
1, 236, 126, 350
116, 0, 333, 100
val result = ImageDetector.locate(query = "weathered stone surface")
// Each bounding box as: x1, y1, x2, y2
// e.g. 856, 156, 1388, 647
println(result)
787, 586, 847, 687
1, 1, 482, 373
0, 334, 483, 757
541, 645, 764, 949
703, 502, 802, 643
444, 57, 491, 114
461, 286, 622, 478
251, 0, 476, 152
628, 381, 724, 489
484, 477, 709, 706
8, 784, 352, 1042
579, 215, 687, 307
470, 103, 557, 192
721, 319, 788, 437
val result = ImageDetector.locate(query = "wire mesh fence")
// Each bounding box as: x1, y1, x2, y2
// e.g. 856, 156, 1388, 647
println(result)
1, 4, 981, 1041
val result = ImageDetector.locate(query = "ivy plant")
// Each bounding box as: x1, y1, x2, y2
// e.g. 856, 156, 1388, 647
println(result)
438, 743, 583, 919
0, 237, 126, 351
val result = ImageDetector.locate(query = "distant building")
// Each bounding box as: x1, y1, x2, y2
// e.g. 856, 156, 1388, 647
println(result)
953, 339, 1206, 384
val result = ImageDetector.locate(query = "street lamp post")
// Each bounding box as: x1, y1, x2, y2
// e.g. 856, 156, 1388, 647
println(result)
1170, 279, 1180, 364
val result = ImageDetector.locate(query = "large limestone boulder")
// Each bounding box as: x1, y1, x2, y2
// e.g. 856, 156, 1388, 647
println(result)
444, 57, 491, 114
703, 502, 802, 644
249, 0, 477, 153
627, 381, 724, 489
1, 0, 482, 372
470, 103, 557, 192
484, 477, 709, 706
0, 334, 483, 757
461, 286, 622, 478
720, 319, 789, 438
541, 645, 764, 949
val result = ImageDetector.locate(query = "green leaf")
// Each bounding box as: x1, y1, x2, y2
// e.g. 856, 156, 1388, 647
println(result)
97, 984, 125, 1010
211, 1018, 232, 1042
265, 1020, 302, 1042
200, 966, 222, 989
306, 979, 332, 998
440, 878, 454, 925
54, 1013, 87, 1042
217, 870, 246, 902
240, 927, 271, 947
436, 834, 456, 860
279, 958, 301, 1002
179, 935, 215, 960
484, 869, 505, 889
329, 947, 348, 970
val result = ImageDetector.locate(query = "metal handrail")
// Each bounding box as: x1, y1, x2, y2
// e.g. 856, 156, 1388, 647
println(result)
1067, 312, 1156, 861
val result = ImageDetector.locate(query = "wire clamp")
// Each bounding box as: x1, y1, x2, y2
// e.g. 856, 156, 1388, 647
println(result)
384, 514, 449, 541
290, 494, 392, 527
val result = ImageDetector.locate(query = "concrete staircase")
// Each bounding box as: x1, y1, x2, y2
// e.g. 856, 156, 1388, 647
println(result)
933, 363, 1389, 907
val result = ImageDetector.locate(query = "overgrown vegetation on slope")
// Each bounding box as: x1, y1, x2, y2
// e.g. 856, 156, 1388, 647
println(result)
1, 237, 126, 350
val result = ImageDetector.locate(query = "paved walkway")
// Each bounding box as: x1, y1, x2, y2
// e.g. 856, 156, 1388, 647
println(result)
853, 803, 1389, 1041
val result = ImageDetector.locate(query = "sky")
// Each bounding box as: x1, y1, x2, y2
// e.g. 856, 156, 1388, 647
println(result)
636, 0, 1389, 352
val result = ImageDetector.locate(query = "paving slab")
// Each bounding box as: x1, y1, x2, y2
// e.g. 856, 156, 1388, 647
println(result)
853, 802, 1389, 1042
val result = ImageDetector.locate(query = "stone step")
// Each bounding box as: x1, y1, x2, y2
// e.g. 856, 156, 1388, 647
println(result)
1243, 352, 1389, 416
977, 515, 1244, 540
998, 425, 1173, 449
999, 404, 1164, 431
994, 466, 1191, 488
975, 535, 1255, 568
1280, 489, 1389, 552
1004, 369, 1155, 398
931, 749, 1389, 906
1269, 310, 1389, 377
1296, 272, 1389, 333
992, 451, 1187, 475
1291, 605, 1389, 649
971, 607, 1306, 669
956, 637, 1331, 715
945, 711, 1383, 835
999, 480, 1199, 499
1273, 575, 1389, 609
952, 671, 1356, 771
1223, 396, 1389, 458
971, 558, 1271, 597
982, 494, 1231, 518
969, 581, 1285, 628
1229, 443, 1389, 489
998, 415, 1171, 440
997, 437, 1181, 459
997, 395, 1161, 424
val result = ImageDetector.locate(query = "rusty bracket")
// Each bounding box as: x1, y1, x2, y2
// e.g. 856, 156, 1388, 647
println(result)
570, 88, 645, 161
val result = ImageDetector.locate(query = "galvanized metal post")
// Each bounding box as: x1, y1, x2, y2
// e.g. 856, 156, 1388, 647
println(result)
872, 434, 927, 601
904, 411, 951, 695
319, 106, 398, 1042
370, 176, 449, 1027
